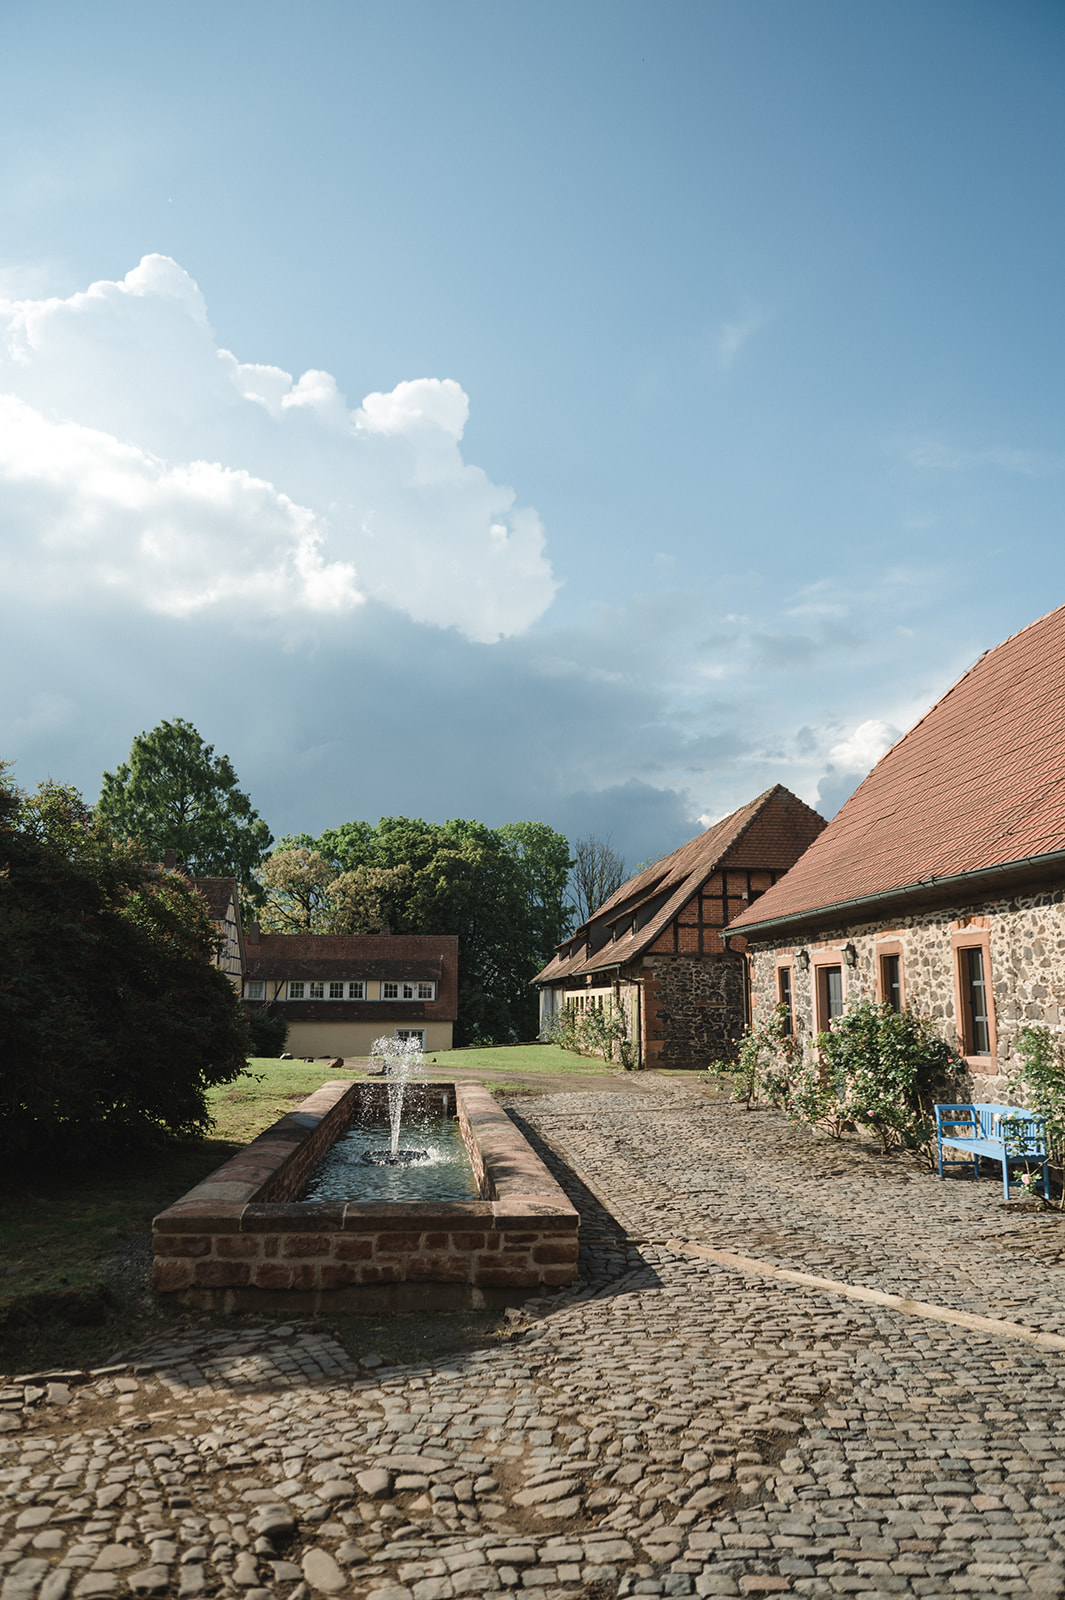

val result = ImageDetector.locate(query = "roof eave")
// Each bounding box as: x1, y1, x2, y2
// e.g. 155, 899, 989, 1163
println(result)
731, 849, 1065, 939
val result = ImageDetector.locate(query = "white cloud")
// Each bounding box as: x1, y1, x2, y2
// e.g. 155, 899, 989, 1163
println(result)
826, 718, 899, 773
814, 718, 900, 818
0, 395, 360, 618
0, 255, 557, 642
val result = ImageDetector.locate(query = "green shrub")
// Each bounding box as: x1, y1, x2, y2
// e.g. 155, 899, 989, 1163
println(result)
814, 1000, 964, 1156
244, 1008, 289, 1058
1006, 1026, 1065, 1201
541, 997, 632, 1064
710, 1003, 796, 1108
0, 773, 248, 1170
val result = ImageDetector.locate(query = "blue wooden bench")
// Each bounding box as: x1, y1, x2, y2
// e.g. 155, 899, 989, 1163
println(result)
935, 1102, 1050, 1200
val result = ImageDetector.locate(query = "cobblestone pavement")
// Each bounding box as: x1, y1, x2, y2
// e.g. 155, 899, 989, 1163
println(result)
5, 1080, 1065, 1600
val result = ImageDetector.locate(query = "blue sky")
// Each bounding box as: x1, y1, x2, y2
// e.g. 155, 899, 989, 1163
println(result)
2, 0, 1064, 868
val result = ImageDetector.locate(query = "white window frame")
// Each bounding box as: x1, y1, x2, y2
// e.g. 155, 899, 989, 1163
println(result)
396, 1028, 426, 1047
309, 981, 325, 1000
347, 980, 365, 1000
328, 981, 345, 1000
383, 980, 435, 1001
244, 980, 265, 1000
287, 981, 305, 1000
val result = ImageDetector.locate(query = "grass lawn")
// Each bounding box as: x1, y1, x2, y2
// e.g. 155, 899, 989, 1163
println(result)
0, 1050, 596, 1376
437, 1043, 613, 1075
206, 1057, 353, 1143
0, 1046, 620, 1375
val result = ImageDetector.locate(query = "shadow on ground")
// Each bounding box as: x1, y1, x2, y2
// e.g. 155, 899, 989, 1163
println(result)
503, 1107, 662, 1302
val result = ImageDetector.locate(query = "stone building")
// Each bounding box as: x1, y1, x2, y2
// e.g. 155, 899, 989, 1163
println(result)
729, 605, 1065, 1096
533, 785, 825, 1069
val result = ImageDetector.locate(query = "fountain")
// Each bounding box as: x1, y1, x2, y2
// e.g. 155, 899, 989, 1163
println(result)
360, 1035, 432, 1165
152, 1064, 581, 1311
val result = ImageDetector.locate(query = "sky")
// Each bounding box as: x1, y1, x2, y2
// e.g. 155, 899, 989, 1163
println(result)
2, 0, 1064, 870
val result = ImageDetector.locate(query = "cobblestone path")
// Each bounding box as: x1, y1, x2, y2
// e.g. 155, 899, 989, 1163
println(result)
5, 1081, 1065, 1599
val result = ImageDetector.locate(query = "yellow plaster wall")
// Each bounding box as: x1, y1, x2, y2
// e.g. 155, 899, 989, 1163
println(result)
283, 1020, 454, 1058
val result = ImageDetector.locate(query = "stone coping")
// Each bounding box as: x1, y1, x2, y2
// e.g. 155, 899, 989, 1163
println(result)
154, 1080, 575, 1234
152, 1080, 580, 1305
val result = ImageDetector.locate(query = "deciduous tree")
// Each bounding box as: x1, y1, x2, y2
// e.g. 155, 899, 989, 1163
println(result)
0, 770, 248, 1169
310, 815, 574, 1043
570, 834, 627, 923
97, 718, 273, 900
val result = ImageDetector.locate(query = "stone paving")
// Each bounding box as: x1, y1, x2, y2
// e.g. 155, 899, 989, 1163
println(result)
5, 1079, 1065, 1599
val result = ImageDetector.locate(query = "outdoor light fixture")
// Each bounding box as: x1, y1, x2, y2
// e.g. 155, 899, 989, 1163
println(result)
795, 950, 810, 970
843, 943, 858, 966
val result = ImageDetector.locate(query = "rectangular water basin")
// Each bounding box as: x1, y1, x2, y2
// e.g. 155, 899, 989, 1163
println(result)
152, 1080, 580, 1312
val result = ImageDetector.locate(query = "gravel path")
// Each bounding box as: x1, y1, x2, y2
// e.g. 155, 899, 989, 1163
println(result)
3, 1080, 1065, 1598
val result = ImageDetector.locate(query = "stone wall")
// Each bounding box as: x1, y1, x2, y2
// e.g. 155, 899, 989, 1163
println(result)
746, 885, 1065, 1098
152, 1081, 579, 1312
642, 953, 747, 1069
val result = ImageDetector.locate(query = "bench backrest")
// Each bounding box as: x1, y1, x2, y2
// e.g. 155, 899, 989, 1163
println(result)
935, 1101, 1046, 1153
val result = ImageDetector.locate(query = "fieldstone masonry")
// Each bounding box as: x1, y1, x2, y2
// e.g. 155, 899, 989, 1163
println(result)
643, 956, 747, 1069
747, 887, 1065, 1099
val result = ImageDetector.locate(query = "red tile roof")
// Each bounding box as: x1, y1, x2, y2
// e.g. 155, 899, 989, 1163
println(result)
245, 932, 457, 976
534, 784, 824, 984
190, 877, 240, 923
731, 604, 1065, 933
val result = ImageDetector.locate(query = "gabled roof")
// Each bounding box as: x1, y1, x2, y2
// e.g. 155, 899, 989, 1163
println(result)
245, 932, 457, 979
534, 784, 822, 985
731, 603, 1065, 935
190, 876, 240, 923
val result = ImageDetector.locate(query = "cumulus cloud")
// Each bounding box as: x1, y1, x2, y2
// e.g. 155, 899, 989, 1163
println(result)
815, 717, 899, 817
0, 255, 556, 641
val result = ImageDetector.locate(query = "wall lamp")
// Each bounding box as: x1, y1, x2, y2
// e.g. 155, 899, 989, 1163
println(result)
843, 942, 858, 967
795, 950, 810, 971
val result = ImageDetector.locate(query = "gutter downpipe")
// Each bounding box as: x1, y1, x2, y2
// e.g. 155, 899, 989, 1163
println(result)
732, 850, 1065, 941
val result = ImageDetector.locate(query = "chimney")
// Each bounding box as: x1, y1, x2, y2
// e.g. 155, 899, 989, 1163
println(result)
247, 920, 260, 944
162, 849, 178, 870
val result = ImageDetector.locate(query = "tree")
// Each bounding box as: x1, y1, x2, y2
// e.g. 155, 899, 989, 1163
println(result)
307, 815, 575, 1044
570, 834, 627, 923
0, 770, 249, 1169
97, 719, 273, 901
258, 846, 411, 936
497, 821, 575, 959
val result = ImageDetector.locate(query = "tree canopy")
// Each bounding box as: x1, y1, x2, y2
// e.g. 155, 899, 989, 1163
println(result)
97, 718, 273, 900
0, 769, 249, 1169
259, 815, 574, 1043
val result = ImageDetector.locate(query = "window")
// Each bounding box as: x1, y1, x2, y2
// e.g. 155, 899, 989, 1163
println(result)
244, 980, 265, 1001
287, 981, 305, 1000
348, 981, 365, 1000
309, 981, 324, 1000
396, 1028, 425, 1047
777, 967, 793, 1036
961, 947, 991, 1055
329, 981, 344, 1000
881, 954, 902, 1014
817, 965, 844, 1030
382, 980, 434, 1001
